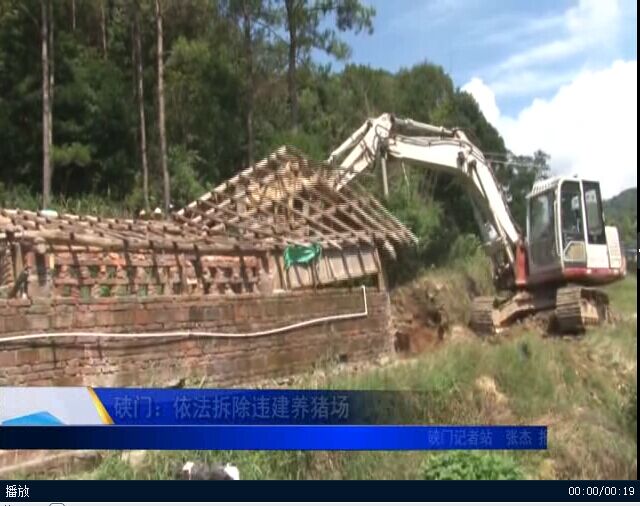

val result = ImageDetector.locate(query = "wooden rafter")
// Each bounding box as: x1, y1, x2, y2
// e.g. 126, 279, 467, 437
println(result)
177, 146, 416, 254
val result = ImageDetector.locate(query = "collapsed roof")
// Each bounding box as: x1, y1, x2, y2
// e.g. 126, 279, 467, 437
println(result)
175, 146, 417, 258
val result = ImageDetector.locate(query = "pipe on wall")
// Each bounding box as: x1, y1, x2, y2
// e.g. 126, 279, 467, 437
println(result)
0, 286, 368, 345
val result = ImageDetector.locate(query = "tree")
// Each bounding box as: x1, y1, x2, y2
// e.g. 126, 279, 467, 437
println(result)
222, 0, 278, 166
48, 0, 54, 167
71, 0, 76, 31
41, 0, 53, 208
132, 0, 149, 209
281, 0, 374, 128
241, 0, 257, 165
100, 0, 108, 57
155, 0, 170, 213
283, 0, 298, 127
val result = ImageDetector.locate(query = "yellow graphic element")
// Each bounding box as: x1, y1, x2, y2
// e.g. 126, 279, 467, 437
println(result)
87, 387, 114, 425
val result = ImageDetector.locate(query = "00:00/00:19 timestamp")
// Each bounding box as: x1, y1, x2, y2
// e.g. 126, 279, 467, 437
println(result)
568, 486, 634, 497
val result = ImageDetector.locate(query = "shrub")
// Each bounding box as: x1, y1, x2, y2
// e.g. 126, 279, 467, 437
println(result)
421, 451, 524, 480
448, 233, 482, 261
168, 145, 207, 206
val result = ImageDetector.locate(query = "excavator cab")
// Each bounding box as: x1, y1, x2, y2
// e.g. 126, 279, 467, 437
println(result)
525, 177, 625, 286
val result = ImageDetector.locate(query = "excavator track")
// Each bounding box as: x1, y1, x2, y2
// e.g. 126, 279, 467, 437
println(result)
470, 286, 610, 336
470, 296, 496, 335
555, 286, 610, 333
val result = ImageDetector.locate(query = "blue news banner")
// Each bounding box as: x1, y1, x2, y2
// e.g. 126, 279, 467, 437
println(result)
0, 389, 547, 450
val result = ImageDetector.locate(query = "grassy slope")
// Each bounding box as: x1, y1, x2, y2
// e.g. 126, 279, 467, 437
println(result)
76, 276, 637, 480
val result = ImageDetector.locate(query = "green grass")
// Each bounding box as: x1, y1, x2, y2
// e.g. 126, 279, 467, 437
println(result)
605, 275, 637, 317
0, 184, 137, 217
55, 276, 638, 480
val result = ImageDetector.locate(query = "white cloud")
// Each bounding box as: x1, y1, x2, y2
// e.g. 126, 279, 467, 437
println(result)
473, 12, 566, 47
488, 69, 581, 97
481, 0, 626, 97
387, 0, 481, 31
463, 60, 637, 198
461, 78, 500, 125
498, 0, 621, 71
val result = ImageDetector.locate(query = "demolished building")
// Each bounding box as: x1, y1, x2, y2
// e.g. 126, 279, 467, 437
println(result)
0, 146, 416, 392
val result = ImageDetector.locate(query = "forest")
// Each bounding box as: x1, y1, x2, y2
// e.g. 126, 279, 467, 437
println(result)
0, 0, 570, 267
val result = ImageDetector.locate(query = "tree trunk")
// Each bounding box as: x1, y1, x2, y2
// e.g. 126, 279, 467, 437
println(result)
41, 0, 52, 208
71, 0, 76, 31
155, 0, 170, 213
284, 0, 298, 129
48, 0, 54, 156
133, 1, 150, 210
242, 0, 254, 165
100, 0, 108, 58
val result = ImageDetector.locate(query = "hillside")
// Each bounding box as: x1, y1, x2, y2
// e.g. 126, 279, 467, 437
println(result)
605, 187, 637, 217
605, 187, 637, 247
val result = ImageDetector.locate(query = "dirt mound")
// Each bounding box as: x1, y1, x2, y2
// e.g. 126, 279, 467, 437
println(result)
390, 271, 482, 355
390, 280, 447, 355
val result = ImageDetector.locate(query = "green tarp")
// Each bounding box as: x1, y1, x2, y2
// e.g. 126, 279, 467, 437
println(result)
283, 243, 322, 269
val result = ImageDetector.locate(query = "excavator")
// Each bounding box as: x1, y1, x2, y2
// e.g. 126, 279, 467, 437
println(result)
327, 113, 626, 334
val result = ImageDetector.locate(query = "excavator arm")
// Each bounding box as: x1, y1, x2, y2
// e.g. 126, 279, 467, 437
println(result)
327, 113, 523, 283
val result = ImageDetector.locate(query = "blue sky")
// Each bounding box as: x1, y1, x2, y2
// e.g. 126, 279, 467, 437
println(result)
318, 0, 638, 196
324, 0, 637, 114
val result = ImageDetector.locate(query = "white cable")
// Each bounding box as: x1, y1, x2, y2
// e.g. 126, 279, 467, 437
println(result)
0, 286, 368, 344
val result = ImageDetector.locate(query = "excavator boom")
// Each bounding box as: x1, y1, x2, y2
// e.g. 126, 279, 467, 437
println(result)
328, 113, 521, 282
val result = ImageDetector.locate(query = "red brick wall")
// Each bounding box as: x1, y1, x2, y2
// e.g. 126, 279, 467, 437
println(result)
0, 288, 392, 387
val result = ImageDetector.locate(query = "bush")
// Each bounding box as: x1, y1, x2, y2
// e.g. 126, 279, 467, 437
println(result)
0, 183, 40, 209
264, 129, 328, 161
448, 233, 482, 261
421, 451, 524, 480
168, 145, 207, 206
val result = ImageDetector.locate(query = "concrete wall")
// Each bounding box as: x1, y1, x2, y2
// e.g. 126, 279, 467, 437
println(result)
0, 288, 392, 387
